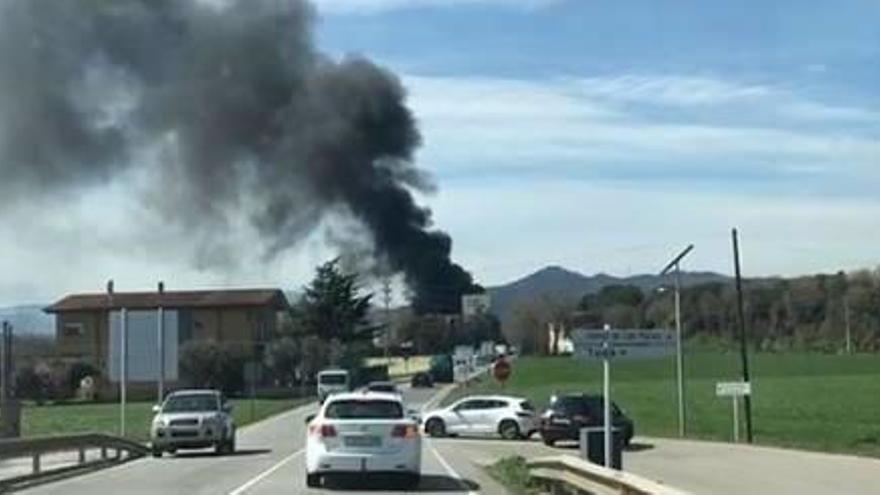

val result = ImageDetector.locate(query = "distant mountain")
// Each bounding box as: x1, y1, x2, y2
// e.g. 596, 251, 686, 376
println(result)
0, 305, 55, 336
487, 266, 729, 323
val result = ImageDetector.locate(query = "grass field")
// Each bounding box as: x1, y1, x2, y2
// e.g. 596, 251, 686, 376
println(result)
22, 397, 311, 442
444, 352, 880, 457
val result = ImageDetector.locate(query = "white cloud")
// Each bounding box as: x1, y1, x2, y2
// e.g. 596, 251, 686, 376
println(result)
426, 180, 880, 284
312, 0, 558, 15
404, 74, 879, 184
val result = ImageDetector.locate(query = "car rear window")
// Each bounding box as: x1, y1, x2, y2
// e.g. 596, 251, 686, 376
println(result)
319, 373, 347, 385
325, 400, 403, 419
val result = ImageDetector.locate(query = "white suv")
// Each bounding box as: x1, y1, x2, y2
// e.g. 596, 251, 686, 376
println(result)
305, 392, 421, 488
150, 389, 236, 457
422, 395, 537, 440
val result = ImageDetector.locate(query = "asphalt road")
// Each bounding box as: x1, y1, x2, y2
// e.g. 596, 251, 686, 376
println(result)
21, 384, 880, 494
21, 385, 507, 495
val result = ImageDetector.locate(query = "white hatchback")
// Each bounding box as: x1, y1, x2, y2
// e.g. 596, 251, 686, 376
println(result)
422, 395, 538, 440
305, 392, 421, 488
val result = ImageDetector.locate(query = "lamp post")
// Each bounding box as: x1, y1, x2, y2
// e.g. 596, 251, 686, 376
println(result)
660, 244, 694, 437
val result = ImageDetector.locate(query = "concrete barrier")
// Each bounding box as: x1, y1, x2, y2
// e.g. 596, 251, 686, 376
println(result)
528, 455, 689, 495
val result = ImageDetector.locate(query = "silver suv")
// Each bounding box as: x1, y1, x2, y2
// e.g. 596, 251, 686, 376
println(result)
150, 389, 236, 457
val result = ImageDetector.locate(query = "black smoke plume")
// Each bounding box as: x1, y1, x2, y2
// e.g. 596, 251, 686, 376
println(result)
0, 0, 475, 314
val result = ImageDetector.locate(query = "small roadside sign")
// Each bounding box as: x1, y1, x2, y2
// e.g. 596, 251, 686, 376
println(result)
716, 381, 752, 397
716, 381, 752, 443
571, 329, 674, 360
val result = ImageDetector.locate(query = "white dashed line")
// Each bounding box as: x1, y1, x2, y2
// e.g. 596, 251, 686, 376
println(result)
227, 448, 305, 495
429, 443, 479, 495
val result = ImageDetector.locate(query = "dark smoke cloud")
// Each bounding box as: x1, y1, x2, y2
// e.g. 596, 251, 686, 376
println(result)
0, 0, 475, 313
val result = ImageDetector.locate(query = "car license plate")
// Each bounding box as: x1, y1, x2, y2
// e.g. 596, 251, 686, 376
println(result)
345, 435, 381, 447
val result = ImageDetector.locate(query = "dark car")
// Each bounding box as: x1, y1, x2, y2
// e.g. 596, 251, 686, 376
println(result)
410, 372, 434, 388
539, 394, 634, 447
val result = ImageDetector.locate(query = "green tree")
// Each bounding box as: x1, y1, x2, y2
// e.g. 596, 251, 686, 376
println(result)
299, 259, 373, 343
263, 337, 300, 386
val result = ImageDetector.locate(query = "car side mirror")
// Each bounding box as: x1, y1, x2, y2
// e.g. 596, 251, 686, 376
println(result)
305, 413, 316, 425
152, 404, 161, 414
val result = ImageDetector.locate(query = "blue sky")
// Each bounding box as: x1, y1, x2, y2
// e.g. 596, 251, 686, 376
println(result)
313, 0, 880, 283
0, 0, 878, 305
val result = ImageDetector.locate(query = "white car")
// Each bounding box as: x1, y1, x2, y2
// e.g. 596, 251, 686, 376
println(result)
317, 369, 350, 404
305, 392, 421, 488
422, 395, 538, 440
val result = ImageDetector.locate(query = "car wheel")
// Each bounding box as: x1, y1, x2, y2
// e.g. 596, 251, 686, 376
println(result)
306, 473, 321, 488
499, 420, 520, 440
542, 436, 556, 447
167, 448, 177, 456
151, 446, 162, 458
425, 418, 446, 437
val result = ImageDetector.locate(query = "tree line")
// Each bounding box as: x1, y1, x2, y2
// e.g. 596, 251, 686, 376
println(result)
507, 269, 880, 354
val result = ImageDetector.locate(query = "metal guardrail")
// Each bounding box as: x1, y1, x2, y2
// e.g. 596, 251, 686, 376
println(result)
527, 455, 690, 495
0, 433, 149, 491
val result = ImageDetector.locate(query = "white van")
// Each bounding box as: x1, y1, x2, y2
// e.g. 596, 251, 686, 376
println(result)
317, 369, 350, 403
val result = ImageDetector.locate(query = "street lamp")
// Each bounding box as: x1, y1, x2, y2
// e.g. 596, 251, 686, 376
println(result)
660, 244, 694, 438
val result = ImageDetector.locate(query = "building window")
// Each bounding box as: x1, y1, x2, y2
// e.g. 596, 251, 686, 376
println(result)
63, 323, 84, 338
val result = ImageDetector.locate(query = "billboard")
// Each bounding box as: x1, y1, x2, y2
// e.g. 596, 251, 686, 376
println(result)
108, 310, 179, 382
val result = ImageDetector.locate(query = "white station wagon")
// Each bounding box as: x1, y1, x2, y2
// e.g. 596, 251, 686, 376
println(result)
305, 392, 421, 488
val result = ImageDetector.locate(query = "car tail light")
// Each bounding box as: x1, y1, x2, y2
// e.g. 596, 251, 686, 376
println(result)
309, 424, 337, 438
391, 424, 419, 439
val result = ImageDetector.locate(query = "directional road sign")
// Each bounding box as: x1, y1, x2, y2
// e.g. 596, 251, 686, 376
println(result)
571, 329, 675, 360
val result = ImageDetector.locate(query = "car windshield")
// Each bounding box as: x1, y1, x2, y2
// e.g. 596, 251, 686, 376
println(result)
325, 400, 404, 419
319, 374, 347, 385
163, 394, 219, 413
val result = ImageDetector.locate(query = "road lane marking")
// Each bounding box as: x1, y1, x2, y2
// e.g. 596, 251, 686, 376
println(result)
429, 443, 479, 495
227, 448, 305, 495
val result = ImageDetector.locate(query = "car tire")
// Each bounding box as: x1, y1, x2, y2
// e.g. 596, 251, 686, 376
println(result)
425, 418, 446, 437
542, 436, 556, 447
151, 446, 162, 458
167, 447, 177, 456
499, 420, 520, 440
306, 473, 321, 488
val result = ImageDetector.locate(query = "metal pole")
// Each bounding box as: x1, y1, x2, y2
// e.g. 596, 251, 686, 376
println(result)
158, 305, 165, 402
603, 324, 611, 469
1, 321, 8, 408
660, 244, 693, 438
674, 263, 686, 437
383, 277, 391, 361
844, 297, 852, 355
120, 308, 128, 437
732, 396, 739, 443
732, 228, 754, 443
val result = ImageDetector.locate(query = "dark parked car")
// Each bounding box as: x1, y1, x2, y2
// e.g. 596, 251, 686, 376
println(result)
411, 372, 434, 388
539, 394, 634, 447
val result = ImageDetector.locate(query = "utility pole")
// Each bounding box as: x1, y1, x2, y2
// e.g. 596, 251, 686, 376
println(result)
660, 244, 694, 438
844, 297, 852, 355
382, 277, 392, 360
732, 229, 754, 443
